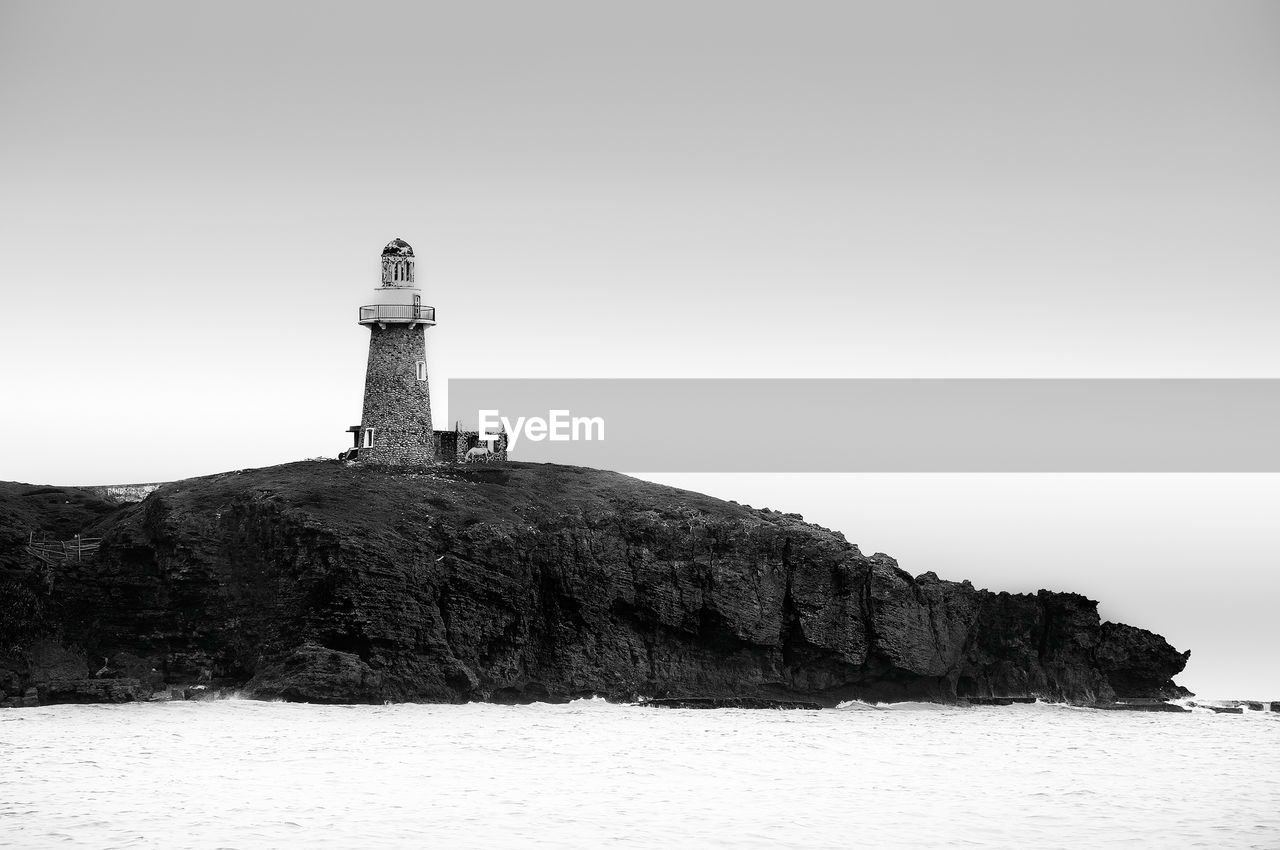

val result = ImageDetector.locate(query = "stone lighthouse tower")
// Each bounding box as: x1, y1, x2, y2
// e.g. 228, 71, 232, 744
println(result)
354, 238, 436, 465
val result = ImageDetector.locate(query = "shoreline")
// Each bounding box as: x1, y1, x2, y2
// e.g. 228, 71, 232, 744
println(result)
6, 687, 1275, 715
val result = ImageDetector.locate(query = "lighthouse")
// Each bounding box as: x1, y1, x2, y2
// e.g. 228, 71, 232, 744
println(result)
353, 238, 436, 465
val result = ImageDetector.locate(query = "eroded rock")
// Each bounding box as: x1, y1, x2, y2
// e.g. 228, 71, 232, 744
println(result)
0, 462, 1192, 706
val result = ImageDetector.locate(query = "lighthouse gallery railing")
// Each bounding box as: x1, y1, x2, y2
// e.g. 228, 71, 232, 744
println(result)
358, 304, 436, 324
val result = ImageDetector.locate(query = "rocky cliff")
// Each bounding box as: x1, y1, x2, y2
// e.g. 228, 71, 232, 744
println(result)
0, 461, 1189, 707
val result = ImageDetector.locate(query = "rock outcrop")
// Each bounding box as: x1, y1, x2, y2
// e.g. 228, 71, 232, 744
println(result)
0, 461, 1190, 707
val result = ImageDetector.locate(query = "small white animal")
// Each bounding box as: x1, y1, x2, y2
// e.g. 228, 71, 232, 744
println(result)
464, 446, 495, 463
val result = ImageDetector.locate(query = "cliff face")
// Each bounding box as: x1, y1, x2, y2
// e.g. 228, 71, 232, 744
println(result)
0, 462, 1189, 706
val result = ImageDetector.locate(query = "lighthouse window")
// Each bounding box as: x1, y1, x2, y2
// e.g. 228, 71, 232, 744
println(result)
416, 361, 427, 381
363, 428, 376, 448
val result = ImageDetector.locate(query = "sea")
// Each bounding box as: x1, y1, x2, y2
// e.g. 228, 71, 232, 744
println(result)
1, 699, 1276, 849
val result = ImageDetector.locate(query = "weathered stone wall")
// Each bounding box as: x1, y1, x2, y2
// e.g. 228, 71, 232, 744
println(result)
84, 484, 163, 504
358, 325, 434, 465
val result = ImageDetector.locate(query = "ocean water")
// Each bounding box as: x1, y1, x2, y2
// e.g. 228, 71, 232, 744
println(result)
1, 699, 1276, 849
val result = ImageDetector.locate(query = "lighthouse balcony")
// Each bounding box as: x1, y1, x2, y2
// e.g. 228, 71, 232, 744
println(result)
359, 304, 436, 326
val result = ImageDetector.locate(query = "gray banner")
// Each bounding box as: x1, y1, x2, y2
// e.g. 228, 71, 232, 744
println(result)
446, 379, 1280, 471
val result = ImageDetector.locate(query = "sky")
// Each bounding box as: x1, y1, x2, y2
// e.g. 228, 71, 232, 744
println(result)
1, 1, 1278, 697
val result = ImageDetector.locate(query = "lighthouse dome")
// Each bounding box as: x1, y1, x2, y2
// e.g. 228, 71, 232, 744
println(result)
382, 238, 414, 257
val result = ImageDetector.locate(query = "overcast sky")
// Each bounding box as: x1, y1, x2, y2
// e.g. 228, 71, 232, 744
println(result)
2, 1, 1277, 697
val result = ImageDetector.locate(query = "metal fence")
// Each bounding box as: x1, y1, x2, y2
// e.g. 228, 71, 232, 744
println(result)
25, 532, 102, 565
359, 304, 436, 324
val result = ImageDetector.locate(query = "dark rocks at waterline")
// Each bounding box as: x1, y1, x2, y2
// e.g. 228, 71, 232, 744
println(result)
1093, 700, 1189, 713
243, 643, 387, 705
1184, 700, 1275, 714
35, 677, 152, 705
643, 697, 824, 710
0, 461, 1192, 707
